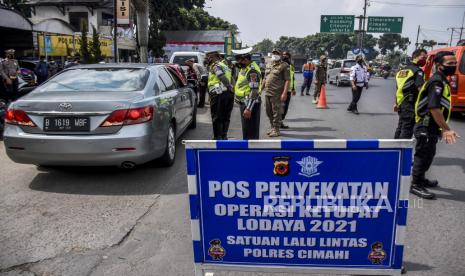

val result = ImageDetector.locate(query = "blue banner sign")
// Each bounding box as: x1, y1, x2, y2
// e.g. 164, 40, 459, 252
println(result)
185, 140, 412, 276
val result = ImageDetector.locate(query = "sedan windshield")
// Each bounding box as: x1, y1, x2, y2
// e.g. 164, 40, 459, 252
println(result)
37, 68, 149, 93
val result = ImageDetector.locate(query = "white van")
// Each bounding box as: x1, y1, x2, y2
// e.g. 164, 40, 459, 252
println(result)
169, 52, 206, 67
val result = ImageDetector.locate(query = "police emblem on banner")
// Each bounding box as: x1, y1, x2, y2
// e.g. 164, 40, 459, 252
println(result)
368, 242, 387, 264
208, 239, 226, 261
297, 156, 323, 178
273, 156, 290, 176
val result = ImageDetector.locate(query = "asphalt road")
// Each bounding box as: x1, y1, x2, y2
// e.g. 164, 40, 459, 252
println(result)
1, 75, 464, 276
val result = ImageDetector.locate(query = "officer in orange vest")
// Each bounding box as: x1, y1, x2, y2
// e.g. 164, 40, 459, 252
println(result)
301, 60, 315, 96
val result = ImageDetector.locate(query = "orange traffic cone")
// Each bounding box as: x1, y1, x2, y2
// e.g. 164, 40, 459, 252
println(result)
317, 84, 328, 109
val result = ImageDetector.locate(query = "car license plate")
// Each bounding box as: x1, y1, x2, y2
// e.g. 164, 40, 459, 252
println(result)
44, 117, 90, 132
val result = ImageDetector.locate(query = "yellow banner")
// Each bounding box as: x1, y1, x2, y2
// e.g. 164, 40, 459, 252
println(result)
38, 34, 113, 57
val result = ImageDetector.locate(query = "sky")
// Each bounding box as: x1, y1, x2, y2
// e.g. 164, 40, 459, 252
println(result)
206, 0, 465, 52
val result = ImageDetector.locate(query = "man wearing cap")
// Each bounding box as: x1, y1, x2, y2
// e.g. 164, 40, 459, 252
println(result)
232, 47, 262, 139
262, 49, 290, 137
206, 50, 234, 140
313, 55, 328, 104
1, 49, 20, 102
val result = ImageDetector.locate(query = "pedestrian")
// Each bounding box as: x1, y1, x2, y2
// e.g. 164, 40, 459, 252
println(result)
48, 58, 58, 78
64, 56, 73, 67
313, 55, 327, 104
281, 51, 296, 129
301, 59, 315, 96
394, 49, 427, 139
262, 49, 290, 138
232, 47, 262, 140
185, 58, 208, 107
206, 50, 234, 140
35, 56, 49, 85
410, 51, 459, 199
1, 49, 20, 102
347, 55, 369, 114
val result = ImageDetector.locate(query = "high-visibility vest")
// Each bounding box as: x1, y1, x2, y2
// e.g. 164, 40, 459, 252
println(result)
234, 61, 261, 98
208, 61, 232, 89
395, 65, 423, 106
288, 64, 295, 92
415, 73, 452, 123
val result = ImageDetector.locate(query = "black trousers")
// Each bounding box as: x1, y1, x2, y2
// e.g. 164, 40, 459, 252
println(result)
301, 77, 312, 94
240, 102, 261, 140
3, 79, 19, 102
348, 86, 364, 111
412, 126, 439, 184
282, 92, 291, 120
198, 83, 207, 107
210, 91, 234, 140
394, 100, 415, 139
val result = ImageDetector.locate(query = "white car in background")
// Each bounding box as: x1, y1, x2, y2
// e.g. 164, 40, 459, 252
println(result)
169, 52, 206, 68
327, 59, 357, 87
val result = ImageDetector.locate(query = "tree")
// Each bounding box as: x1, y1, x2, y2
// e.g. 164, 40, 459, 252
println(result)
378, 34, 410, 54
148, 0, 237, 56
252, 39, 275, 54
79, 21, 91, 63
89, 26, 103, 63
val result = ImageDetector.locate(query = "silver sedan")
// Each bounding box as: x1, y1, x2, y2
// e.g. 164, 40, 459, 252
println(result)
3, 64, 197, 168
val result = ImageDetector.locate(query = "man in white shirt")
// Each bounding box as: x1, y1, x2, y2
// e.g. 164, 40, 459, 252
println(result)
347, 55, 369, 115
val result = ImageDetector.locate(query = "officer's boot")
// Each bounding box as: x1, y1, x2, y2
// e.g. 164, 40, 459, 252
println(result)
423, 179, 439, 188
410, 183, 436, 200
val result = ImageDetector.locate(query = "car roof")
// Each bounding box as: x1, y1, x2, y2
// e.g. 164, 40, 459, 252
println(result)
171, 52, 205, 55
64, 63, 165, 70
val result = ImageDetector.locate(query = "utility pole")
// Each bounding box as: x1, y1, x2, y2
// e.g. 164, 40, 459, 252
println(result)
361, 0, 368, 50
113, 0, 119, 63
415, 25, 420, 49
448, 27, 456, 46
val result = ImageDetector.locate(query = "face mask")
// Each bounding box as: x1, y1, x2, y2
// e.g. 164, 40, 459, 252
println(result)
441, 65, 456, 76
271, 55, 281, 62
416, 59, 426, 67
357, 60, 363, 64
283, 57, 290, 63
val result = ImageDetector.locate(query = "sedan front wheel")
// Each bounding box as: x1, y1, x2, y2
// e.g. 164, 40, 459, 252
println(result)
159, 124, 176, 167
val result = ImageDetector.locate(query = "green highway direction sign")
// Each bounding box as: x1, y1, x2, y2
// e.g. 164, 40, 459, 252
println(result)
320, 15, 355, 33
367, 16, 403, 33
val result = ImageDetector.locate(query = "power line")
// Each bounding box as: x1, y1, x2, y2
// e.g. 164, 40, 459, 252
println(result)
371, 0, 465, 8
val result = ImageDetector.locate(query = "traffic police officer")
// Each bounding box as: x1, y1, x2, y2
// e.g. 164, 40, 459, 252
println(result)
281, 51, 296, 129
411, 51, 459, 199
1, 49, 20, 102
347, 55, 369, 114
206, 50, 234, 140
232, 47, 262, 140
394, 49, 427, 139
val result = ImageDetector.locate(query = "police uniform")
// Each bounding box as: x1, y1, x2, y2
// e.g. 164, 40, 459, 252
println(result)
281, 62, 295, 125
348, 62, 369, 113
1, 50, 20, 102
233, 48, 262, 140
394, 62, 425, 139
264, 50, 290, 136
207, 52, 234, 140
313, 58, 327, 103
411, 71, 451, 194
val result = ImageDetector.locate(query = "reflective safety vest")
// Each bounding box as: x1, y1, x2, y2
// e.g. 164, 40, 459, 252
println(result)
208, 61, 232, 89
234, 61, 261, 98
395, 66, 423, 106
415, 74, 452, 123
288, 64, 295, 92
